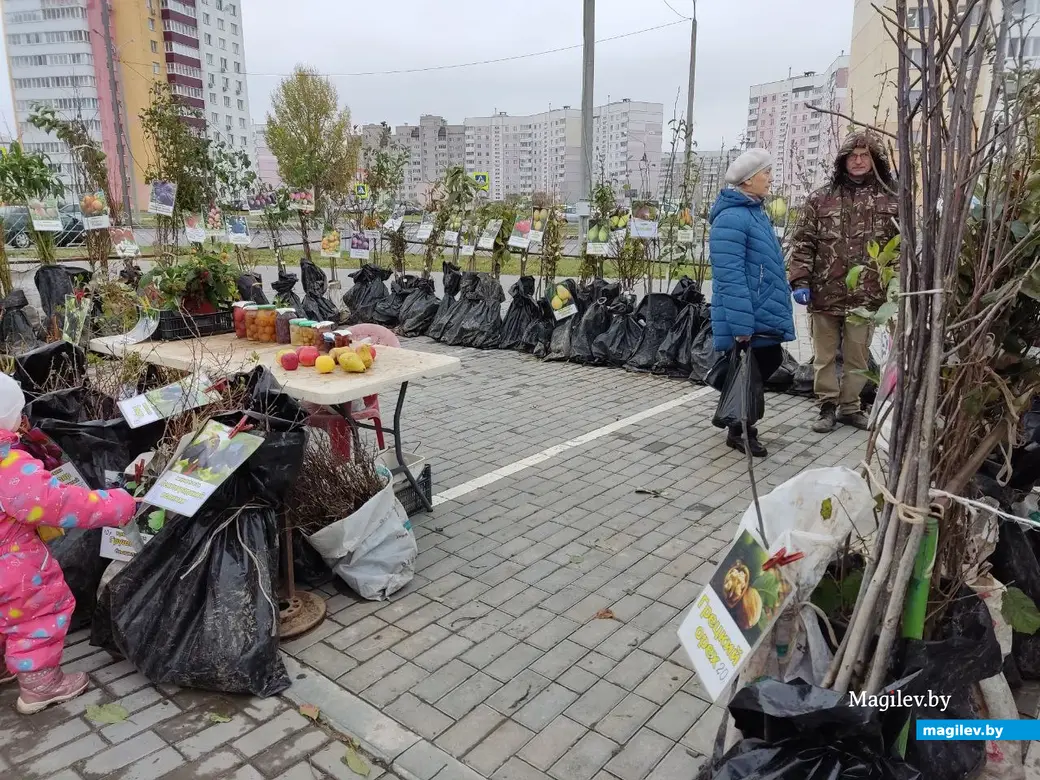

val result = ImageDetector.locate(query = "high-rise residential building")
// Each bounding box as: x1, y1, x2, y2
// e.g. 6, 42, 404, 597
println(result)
745, 55, 849, 204
591, 99, 663, 198
252, 122, 280, 187
196, 0, 251, 153
1, 0, 253, 210
389, 115, 465, 203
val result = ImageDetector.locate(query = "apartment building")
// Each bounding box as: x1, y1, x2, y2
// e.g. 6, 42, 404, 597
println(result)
592, 99, 663, 198
657, 146, 744, 211
1, 0, 254, 210
252, 122, 280, 187
389, 115, 465, 203
196, 0, 251, 153
745, 55, 849, 204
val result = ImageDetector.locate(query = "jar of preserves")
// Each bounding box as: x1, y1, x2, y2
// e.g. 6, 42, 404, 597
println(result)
244, 305, 260, 340
275, 308, 295, 344
321, 332, 336, 354
289, 319, 304, 346
255, 305, 277, 343
232, 301, 251, 338
315, 321, 334, 348
333, 330, 353, 348
291, 320, 317, 346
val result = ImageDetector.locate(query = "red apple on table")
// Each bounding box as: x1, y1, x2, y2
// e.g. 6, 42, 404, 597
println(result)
298, 346, 319, 367
279, 351, 300, 371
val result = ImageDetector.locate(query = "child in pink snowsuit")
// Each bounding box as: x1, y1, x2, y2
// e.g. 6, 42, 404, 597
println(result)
0, 373, 136, 714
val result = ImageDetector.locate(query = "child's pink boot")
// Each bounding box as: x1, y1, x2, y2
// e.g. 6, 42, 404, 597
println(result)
16, 668, 89, 714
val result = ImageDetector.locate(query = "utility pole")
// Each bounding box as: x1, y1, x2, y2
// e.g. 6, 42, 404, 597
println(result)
580, 0, 594, 239
100, 0, 132, 225
684, 2, 697, 163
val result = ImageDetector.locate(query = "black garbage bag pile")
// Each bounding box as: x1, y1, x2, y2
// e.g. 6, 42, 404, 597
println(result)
544, 279, 585, 362
791, 360, 815, 396
624, 293, 680, 372
443, 273, 504, 349
522, 299, 557, 357
426, 263, 463, 341
571, 282, 621, 364
48, 530, 109, 632
708, 678, 921, 780
371, 275, 419, 328
35, 265, 87, 335
500, 276, 541, 351
991, 520, 1040, 679
271, 271, 305, 316
787, 352, 881, 402
592, 294, 642, 366
92, 368, 306, 697
892, 585, 1002, 780
343, 264, 391, 324
654, 301, 709, 378
433, 271, 478, 343
15, 341, 86, 394
1, 289, 42, 354
397, 277, 440, 337
237, 272, 268, 304
300, 259, 341, 323
764, 349, 801, 392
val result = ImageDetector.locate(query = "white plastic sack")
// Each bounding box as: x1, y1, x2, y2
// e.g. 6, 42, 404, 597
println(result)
738, 467, 875, 602
306, 481, 417, 600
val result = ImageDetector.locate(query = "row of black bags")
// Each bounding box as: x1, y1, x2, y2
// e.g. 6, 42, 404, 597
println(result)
705, 583, 1002, 780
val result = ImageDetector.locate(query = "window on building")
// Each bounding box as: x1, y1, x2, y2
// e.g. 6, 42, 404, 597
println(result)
205, 33, 212, 44
234, 61, 240, 73
224, 96, 231, 107
220, 57, 227, 69
222, 77, 229, 89
230, 4, 236, 15
219, 38, 226, 49
236, 79, 242, 91
225, 113, 232, 125
211, 112, 218, 123
148, 18, 154, 30
153, 62, 160, 74
232, 42, 239, 54
217, 18, 224, 30
231, 23, 238, 34
210, 92, 216, 102
237, 99, 244, 110
239, 117, 246, 128
204, 13, 210, 23
206, 53, 213, 64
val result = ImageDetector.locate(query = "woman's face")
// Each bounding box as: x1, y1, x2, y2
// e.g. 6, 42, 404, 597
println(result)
742, 168, 772, 199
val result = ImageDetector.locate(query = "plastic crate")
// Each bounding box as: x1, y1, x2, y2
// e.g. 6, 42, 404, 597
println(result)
394, 463, 432, 517
154, 308, 234, 340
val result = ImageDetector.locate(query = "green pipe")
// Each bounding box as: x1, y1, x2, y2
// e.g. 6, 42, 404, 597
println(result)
895, 516, 939, 759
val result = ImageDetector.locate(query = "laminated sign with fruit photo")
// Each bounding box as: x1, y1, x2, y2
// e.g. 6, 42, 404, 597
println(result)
677, 529, 793, 700
321, 229, 342, 258
148, 179, 177, 216
508, 215, 532, 250
478, 219, 502, 250
527, 207, 551, 244
80, 191, 111, 230
548, 282, 578, 321
586, 220, 610, 256
630, 200, 659, 239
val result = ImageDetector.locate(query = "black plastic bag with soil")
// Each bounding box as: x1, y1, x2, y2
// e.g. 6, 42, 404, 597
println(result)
48, 529, 109, 631
654, 301, 710, 377
592, 295, 642, 366
236, 272, 269, 305
300, 259, 341, 323
371, 275, 419, 328
689, 320, 725, 385
15, 341, 86, 395
762, 349, 801, 392
788, 352, 881, 402
0, 289, 42, 354
27, 386, 165, 489
35, 265, 87, 336
445, 273, 505, 349
791, 360, 816, 396
397, 278, 440, 337
707, 678, 922, 780
343, 263, 391, 324
92, 396, 306, 697
500, 276, 541, 351
1003, 396, 1040, 491
712, 347, 765, 429
426, 263, 463, 341
522, 299, 556, 357
670, 275, 703, 305
271, 271, 305, 316
438, 272, 480, 345
624, 293, 680, 372
571, 282, 621, 364
990, 520, 1040, 679
890, 585, 1002, 780
543, 280, 585, 362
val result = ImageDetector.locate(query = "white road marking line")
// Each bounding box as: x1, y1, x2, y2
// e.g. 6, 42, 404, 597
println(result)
432, 386, 715, 506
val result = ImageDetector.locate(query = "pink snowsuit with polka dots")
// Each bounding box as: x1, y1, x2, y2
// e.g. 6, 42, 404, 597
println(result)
0, 430, 136, 676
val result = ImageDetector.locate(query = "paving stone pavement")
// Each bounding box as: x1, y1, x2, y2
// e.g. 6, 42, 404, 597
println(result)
1, 317, 865, 780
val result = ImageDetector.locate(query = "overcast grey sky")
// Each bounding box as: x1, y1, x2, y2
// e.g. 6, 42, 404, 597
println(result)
0, 0, 853, 151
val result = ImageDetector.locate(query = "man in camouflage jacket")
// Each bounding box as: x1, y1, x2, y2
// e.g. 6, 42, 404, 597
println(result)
789, 131, 898, 433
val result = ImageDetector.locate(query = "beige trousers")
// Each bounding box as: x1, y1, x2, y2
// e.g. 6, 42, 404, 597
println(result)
811, 313, 873, 415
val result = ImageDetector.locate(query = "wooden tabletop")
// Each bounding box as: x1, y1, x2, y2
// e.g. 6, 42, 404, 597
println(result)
89, 333, 462, 405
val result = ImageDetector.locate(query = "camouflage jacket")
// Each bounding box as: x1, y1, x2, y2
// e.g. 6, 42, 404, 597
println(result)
788, 180, 898, 315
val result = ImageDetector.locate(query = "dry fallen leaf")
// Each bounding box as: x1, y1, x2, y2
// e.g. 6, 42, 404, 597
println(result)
206, 712, 232, 723
341, 743, 371, 777
594, 608, 617, 621
86, 703, 129, 724
299, 704, 319, 721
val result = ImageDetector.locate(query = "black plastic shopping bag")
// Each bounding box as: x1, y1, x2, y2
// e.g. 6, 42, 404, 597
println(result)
712, 347, 764, 430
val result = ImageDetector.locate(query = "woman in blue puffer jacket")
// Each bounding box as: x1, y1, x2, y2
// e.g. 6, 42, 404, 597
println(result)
708, 148, 795, 458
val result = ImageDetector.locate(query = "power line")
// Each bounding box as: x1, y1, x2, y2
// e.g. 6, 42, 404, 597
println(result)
121, 19, 687, 79
660, 0, 690, 20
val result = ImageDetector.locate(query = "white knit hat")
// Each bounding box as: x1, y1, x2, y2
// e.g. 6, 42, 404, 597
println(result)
0, 373, 24, 432
725, 148, 773, 185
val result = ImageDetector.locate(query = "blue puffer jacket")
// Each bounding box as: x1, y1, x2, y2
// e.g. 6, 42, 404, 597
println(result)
708, 188, 796, 351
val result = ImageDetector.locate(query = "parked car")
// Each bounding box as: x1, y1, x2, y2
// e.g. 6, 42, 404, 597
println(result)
2, 204, 85, 248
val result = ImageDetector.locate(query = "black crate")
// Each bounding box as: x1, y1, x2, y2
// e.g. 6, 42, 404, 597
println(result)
154, 308, 234, 341
394, 464, 433, 517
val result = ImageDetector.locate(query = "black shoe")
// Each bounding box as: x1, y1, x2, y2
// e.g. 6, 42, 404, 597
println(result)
837, 411, 870, 430
812, 403, 837, 433
727, 427, 767, 458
